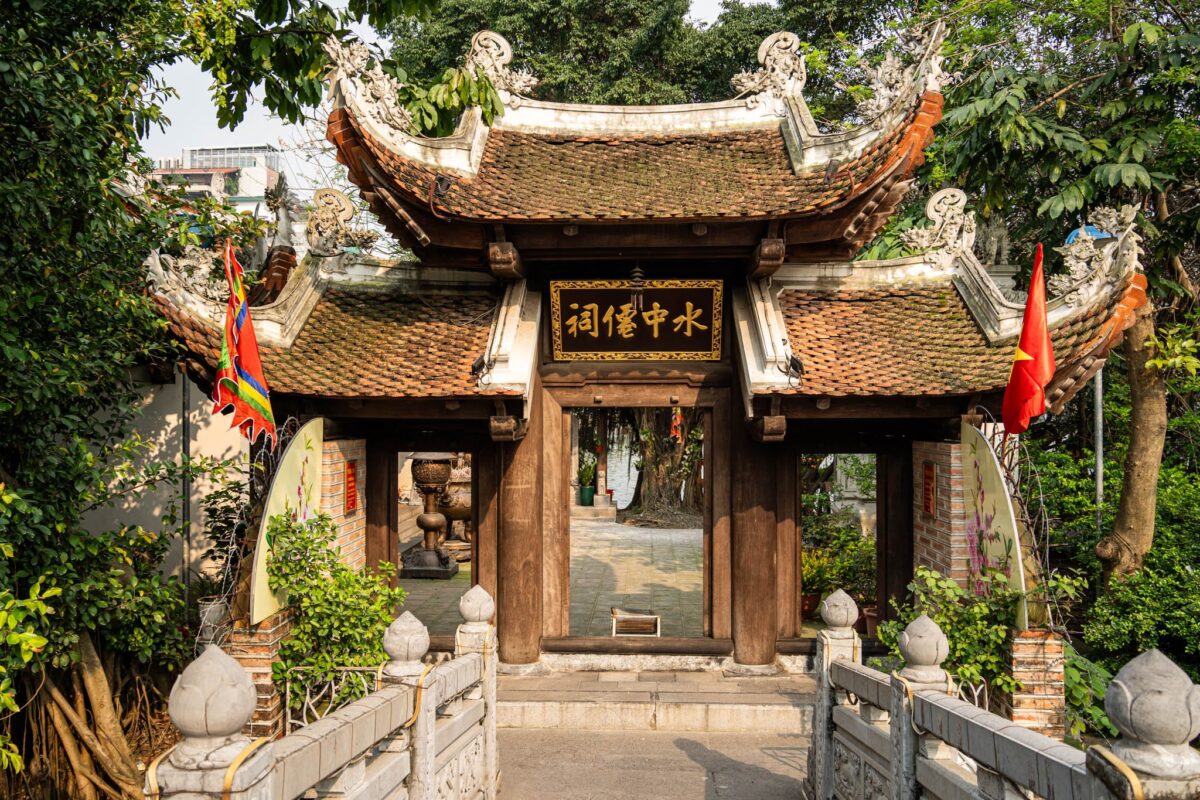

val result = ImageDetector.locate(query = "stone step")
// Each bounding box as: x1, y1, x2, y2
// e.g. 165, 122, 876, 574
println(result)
569, 504, 618, 520
497, 671, 815, 734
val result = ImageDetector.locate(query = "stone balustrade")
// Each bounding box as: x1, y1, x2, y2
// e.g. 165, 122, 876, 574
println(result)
148, 585, 500, 800
806, 588, 1200, 800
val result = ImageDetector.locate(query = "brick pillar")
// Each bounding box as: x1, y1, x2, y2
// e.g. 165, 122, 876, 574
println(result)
1007, 630, 1066, 738
911, 440, 969, 587
321, 438, 368, 569
223, 610, 292, 738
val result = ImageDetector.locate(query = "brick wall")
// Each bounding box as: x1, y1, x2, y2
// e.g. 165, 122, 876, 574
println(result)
911, 440, 970, 587
321, 438, 367, 569
1007, 630, 1066, 738
224, 611, 292, 738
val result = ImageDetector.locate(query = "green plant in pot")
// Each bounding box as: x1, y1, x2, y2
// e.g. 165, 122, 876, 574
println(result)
801, 549, 834, 618
578, 453, 597, 506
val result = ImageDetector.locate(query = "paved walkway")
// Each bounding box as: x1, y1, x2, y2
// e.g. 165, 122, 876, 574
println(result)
498, 729, 808, 799
570, 518, 703, 637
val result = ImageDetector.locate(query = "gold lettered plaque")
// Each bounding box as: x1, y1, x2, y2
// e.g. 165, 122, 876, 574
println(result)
550, 279, 723, 361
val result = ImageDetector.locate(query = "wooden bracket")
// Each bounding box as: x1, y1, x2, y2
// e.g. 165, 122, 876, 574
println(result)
751, 415, 788, 443
488, 237, 524, 280
749, 237, 786, 278
489, 415, 528, 441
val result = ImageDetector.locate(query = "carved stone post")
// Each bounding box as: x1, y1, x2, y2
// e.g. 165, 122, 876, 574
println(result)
807, 590, 860, 800
890, 614, 951, 800
1086, 648, 1200, 799
456, 585, 500, 799
380, 610, 437, 800
150, 646, 274, 798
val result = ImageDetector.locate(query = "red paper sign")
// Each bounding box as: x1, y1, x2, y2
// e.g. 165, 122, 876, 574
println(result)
345, 461, 359, 513
922, 461, 936, 516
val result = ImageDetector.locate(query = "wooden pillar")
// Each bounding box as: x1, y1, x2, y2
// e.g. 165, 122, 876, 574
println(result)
366, 440, 398, 583
776, 449, 799, 639
473, 438, 500, 602
731, 412, 777, 665
542, 390, 569, 637
497, 381, 544, 663
709, 397, 732, 639
877, 446, 914, 620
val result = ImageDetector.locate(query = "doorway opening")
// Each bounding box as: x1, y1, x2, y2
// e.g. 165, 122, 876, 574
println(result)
568, 408, 707, 638
799, 453, 879, 637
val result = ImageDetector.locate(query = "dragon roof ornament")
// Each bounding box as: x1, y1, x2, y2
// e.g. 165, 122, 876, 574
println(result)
856, 22, 950, 128
464, 31, 539, 105
732, 32, 807, 114
323, 37, 414, 135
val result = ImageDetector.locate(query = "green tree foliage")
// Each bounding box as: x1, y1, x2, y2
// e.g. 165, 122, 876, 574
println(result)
0, 0, 462, 787
385, 0, 895, 112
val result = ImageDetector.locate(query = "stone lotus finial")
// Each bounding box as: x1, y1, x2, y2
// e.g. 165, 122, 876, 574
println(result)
732, 32, 806, 113
465, 31, 539, 101
1105, 649, 1200, 779
897, 614, 950, 684
819, 589, 859, 633
167, 645, 257, 768
459, 585, 496, 631
383, 611, 431, 678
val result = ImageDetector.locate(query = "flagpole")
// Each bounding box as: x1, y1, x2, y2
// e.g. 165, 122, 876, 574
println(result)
1095, 367, 1104, 537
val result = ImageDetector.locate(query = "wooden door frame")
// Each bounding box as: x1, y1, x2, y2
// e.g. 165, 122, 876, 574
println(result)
545, 384, 732, 641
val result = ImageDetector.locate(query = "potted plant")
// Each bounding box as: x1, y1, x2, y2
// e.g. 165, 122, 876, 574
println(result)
577, 453, 596, 506
801, 549, 832, 618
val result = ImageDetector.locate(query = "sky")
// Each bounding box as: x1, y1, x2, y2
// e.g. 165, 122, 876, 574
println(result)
142, 0, 749, 173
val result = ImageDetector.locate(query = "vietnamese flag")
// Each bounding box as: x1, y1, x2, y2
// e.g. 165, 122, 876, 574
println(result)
1002, 243, 1056, 434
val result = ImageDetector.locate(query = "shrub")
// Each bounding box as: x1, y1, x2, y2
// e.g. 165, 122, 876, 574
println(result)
878, 567, 1021, 699
1063, 643, 1117, 743
266, 514, 406, 707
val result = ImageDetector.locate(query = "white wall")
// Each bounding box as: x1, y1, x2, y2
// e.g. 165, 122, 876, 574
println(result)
82, 374, 247, 579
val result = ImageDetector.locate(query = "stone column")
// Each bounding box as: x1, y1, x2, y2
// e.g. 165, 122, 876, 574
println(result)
150, 646, 274, 798
890, 614, 953, 800
1086, 648, 1200, 798
380, 610, 436, 800
807, 590, 860, 800
455, 586, 500, 800
594, 413, 609, 507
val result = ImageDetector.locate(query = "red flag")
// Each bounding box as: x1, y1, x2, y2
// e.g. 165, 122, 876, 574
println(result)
213, 241, 277, 450
1002, 243, 1056, 434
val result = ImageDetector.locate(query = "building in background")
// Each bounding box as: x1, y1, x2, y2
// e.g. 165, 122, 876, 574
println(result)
153, 144, 282, 216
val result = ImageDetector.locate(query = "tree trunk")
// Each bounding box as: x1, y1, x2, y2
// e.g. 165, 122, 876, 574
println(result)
1096, 307, 1168, 581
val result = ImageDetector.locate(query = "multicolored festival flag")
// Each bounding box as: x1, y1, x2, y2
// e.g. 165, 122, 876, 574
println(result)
1002, 243, 1056, 435
213, 240, 277, 450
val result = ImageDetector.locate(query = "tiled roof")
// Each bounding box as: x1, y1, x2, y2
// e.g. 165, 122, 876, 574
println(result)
328, 93, 942, 224
777, 278, 1145, 397
157, 289, 514, 398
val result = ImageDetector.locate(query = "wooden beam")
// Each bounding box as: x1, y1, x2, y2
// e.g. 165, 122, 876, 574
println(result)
489, 415, 528, 441
497, 376, 544, 663
287, 395, 498, 421
777, 395, 973, 419
541, 361, 732, 390
751, 415, 787, 442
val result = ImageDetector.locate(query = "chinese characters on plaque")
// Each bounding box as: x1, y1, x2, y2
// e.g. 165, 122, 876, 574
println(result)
550, 279, 723, 360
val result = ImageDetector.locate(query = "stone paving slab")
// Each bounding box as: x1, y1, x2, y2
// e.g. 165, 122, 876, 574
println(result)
498, 729, 808, 799
498, 671, 816, 734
